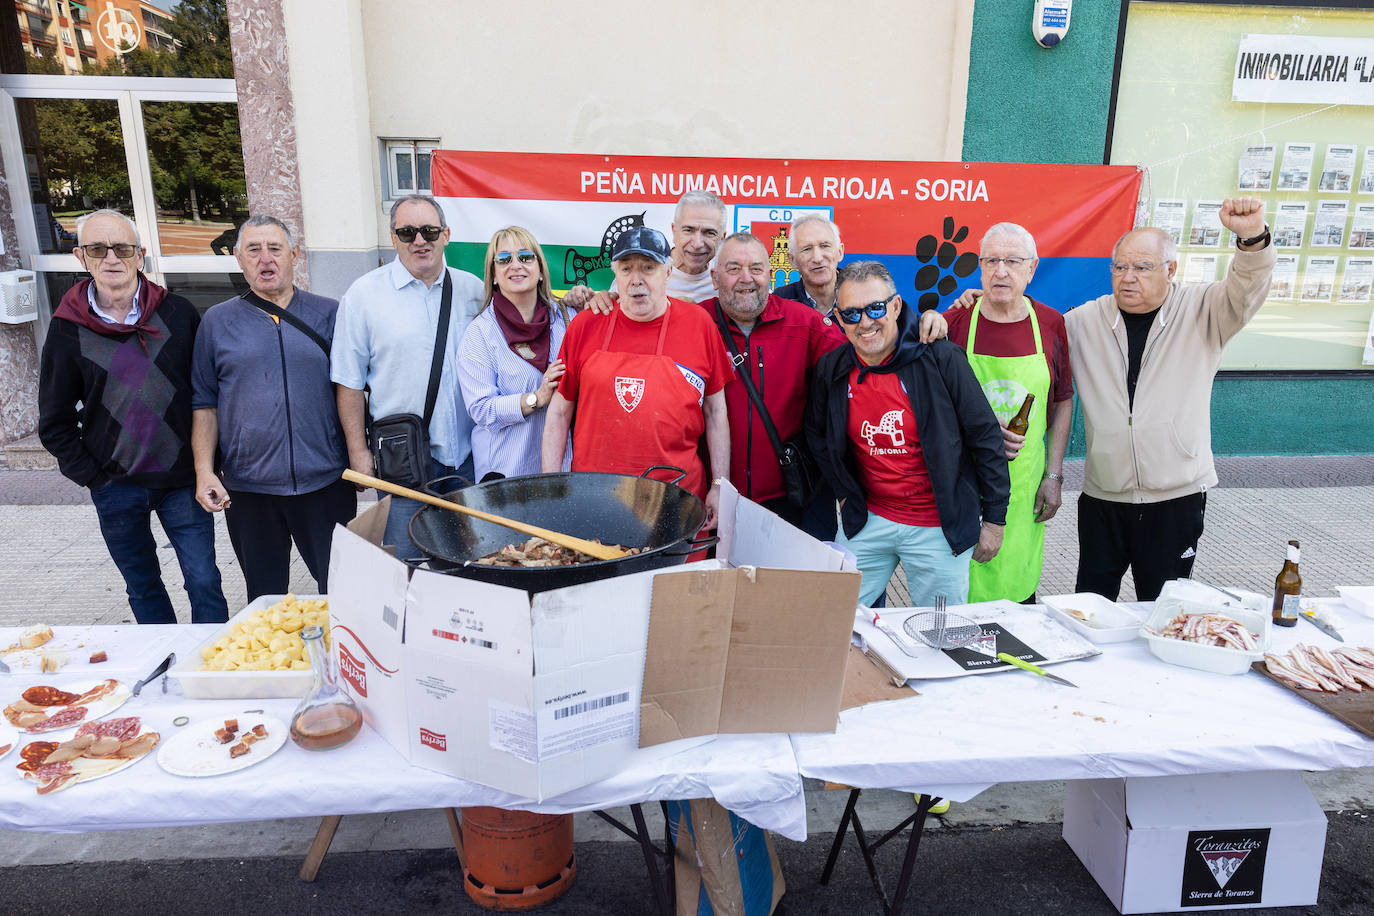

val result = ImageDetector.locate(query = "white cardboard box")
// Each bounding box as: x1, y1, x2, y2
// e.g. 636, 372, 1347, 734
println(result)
1063, 772, 1327, 913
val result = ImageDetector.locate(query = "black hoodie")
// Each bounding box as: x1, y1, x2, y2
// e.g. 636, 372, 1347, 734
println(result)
804, 302, 1010, 552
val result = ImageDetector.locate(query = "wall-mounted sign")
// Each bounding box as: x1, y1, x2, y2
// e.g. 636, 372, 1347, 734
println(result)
1233, 34, 1374, 106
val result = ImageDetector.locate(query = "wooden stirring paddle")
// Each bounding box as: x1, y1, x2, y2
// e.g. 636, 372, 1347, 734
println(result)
342, 469, 628, 561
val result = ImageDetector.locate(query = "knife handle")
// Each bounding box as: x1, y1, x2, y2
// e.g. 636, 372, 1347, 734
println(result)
996, 652, 1047, 676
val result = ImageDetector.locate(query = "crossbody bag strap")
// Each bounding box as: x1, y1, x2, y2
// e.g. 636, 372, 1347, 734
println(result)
711, 301, 788, 462
241, 290, 330, 356
422, 271, 454, 427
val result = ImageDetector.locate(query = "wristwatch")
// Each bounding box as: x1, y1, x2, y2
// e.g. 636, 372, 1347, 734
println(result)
1238, 225, 1270, 248
524, 393, 539, 409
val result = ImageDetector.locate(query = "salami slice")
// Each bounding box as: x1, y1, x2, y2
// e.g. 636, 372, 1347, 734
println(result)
33, 759, 73, 780
16, 740, 58, 772
21, 685, 80, 707
25, 706, 88, 733
75, 716, 141, 742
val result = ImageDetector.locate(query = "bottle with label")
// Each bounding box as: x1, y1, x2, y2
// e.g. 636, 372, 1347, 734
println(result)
1272, 539, 1302, 627
290, 625, 363, 750
1007, 393, 1035, 438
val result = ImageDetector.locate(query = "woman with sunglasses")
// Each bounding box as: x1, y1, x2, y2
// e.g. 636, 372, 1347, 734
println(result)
455, 226, 573, 481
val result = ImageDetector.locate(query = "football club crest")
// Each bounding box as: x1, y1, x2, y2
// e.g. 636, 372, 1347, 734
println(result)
615, 376, 645, 413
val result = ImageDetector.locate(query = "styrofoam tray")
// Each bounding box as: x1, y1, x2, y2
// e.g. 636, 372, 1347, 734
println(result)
169, 595, 325, 699
1337, 586, 1374, 619
1041, 593, 1145, 644
1140, 599, 1270, 675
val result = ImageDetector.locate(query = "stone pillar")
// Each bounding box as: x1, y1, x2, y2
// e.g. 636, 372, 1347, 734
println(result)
0, 169, 41, 444
226, 0, 310, 288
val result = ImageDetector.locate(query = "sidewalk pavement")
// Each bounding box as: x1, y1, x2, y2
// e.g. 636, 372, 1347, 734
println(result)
2, 457, 1373, 912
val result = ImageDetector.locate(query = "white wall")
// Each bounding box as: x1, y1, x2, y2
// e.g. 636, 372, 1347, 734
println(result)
288, 0, 974, 252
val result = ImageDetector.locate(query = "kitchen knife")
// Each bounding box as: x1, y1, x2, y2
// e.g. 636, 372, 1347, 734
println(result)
1300, 610, 1344, 643
132, 652, 175, 697
995, 652, 1078, 688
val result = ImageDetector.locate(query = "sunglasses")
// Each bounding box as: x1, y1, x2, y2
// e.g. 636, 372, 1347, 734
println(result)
393, 224, 444, 243
80, 242, 139, 260
494, 250, 537, 267
837, 293, 898, 325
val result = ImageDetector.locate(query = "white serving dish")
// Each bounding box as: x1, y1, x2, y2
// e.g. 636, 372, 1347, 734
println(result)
169, 595, 325, 700
1139, 598, 1270, 675
1336, 586, 1374, 619
1041, 593, 1144, 644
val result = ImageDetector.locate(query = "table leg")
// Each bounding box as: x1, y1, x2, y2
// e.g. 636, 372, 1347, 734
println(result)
886, 794, 935, 915
820, 787, 861, 884
298, 814, 343, 882
632, 803, 672, 916
817, 789, 940, 916
443, 807, 466, 869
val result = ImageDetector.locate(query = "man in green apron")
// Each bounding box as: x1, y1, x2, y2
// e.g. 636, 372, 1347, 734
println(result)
945, 223, 1075, 603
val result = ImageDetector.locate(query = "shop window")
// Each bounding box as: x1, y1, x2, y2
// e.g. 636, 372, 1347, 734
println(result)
383, 140, 438, 199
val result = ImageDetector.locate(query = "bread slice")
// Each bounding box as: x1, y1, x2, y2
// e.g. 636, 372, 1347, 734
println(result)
20, 625, 54, 650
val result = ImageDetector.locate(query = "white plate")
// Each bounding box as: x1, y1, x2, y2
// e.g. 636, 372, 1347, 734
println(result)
157, 712, 288, 777
1041, 593, 1145, 644
0, 724, 16, 761
18, 729, 158, 794
5, 679, 133, 735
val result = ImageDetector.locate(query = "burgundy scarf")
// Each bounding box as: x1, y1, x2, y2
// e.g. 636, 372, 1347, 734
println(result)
491, 289, 552, 371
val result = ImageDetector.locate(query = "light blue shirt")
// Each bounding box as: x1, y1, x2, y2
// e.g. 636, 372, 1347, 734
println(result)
455, 302, 573, 480
87, 280, 142, 325
331, 257, 484, 468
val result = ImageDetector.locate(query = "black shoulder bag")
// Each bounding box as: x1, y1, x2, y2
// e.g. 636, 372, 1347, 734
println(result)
366, 272, 453, 488
241, 290, 330, 356
711, 302, 820, 507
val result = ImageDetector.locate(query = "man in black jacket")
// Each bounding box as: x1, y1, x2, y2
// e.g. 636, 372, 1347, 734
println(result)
805, 261, 1009, 607
38, 209, 228, 624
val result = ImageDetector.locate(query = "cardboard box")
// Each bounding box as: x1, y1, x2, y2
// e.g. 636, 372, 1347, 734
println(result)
326, 484, 860, 800
1063, 772, 1328, 913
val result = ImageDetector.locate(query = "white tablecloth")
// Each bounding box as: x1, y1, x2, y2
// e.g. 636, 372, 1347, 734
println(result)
792, 599, 1374, 802
1, 625, 809, 839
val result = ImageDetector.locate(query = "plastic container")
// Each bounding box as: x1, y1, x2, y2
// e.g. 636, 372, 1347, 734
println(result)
1041, 593, 1145, 644
170, 595, 325, 699
1337, 586, 1374, 619
1140, 598, 1270, 675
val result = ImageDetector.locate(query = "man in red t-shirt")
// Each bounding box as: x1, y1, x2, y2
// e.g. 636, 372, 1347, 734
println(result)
944, 222, 1074, 603
541, 227, 733, 527
805, 262, 1009, 607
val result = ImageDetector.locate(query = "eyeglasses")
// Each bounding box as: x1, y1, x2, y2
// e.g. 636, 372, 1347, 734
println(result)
1110, 261, 1165, 276
978, 256, 1030, 269
80, 242, 138, 260
393, 224, 444, 243
494, 250, 537, 267
836, 293, 897, 325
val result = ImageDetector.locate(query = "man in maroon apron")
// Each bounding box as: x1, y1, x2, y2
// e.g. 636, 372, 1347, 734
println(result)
541, 227, 732, 527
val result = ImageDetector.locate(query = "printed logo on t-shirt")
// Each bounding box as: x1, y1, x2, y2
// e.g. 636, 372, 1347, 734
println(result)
615, 376, 645, 413
675, 362, 705, 406
860, 409, 907, 452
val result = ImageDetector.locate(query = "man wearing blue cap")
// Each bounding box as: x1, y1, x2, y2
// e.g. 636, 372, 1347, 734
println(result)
541, 226, 733, 526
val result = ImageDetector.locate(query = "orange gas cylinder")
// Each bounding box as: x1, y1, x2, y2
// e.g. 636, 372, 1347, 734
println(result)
460, 807, 577, 911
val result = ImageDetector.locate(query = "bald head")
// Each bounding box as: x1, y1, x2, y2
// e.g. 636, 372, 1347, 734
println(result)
1111, 227, 1179, 313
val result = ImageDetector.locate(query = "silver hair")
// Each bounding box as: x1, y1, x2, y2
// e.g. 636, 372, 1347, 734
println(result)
75, 209, 140, 246
389, 194, 446, 231
674, 190, 727, 230
236, 214, 296, 250
787, 214, 842, 260
834, 260, 896, 299
980, 222, 1038, 259
1113, 227, 1178, 265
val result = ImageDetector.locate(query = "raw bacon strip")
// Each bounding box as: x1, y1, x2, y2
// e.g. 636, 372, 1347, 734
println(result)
1309, 645, 1362, 691
24, 706, 88, 733
1335, 647, 1374, 670
1289, 646, 1342, 692
20, 686, 79, 707
1264, 653, 1322, 690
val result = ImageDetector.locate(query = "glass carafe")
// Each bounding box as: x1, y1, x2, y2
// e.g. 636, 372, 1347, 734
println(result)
289, 625, 362, 751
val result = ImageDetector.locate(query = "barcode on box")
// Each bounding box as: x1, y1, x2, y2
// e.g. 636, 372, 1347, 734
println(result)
472, 638, 495, 649
554, 691, 630, 721
382, 606, 399, 630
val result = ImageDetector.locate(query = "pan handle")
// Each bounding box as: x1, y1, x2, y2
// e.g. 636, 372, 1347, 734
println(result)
423, 474, 474, 497
640, 465, 688, 486
661, 533, 719, 556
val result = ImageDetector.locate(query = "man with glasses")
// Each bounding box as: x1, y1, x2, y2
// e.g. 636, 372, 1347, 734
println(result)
805, 261, 1008, 607
944, 223, 1074, 604
191, 215, 355, 600
1067, 196, 1274, 600
38, 209, 229, 624
332, 194, 484, 558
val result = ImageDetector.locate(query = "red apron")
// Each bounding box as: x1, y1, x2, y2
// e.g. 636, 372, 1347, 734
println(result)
571, 306, 709, 498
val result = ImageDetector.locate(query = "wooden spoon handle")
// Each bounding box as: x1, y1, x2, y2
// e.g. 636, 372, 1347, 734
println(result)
342, 469, 626, 561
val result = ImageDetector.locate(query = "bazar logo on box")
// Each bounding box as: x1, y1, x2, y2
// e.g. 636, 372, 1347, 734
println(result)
338, 644, 367, 697
419, 727, 447, 752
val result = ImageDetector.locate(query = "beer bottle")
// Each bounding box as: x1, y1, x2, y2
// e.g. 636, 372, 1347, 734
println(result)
1007, 393, 1035, 437
1272, 539, 1302, 627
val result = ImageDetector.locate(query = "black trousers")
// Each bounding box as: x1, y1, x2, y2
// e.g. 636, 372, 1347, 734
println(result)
1075, 491, 1207, 601
225, 479, 358, 601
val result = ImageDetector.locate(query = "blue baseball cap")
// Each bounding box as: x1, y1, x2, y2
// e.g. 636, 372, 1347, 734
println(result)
611, 226, 671, 264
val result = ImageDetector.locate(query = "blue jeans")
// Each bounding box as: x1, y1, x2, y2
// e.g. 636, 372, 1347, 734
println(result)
838, 511, 973, 608
381, 454, 474, 561
90, 481, 229, 625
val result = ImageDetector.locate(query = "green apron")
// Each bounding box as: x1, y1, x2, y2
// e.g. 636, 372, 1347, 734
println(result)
965, 298, 1051, 603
